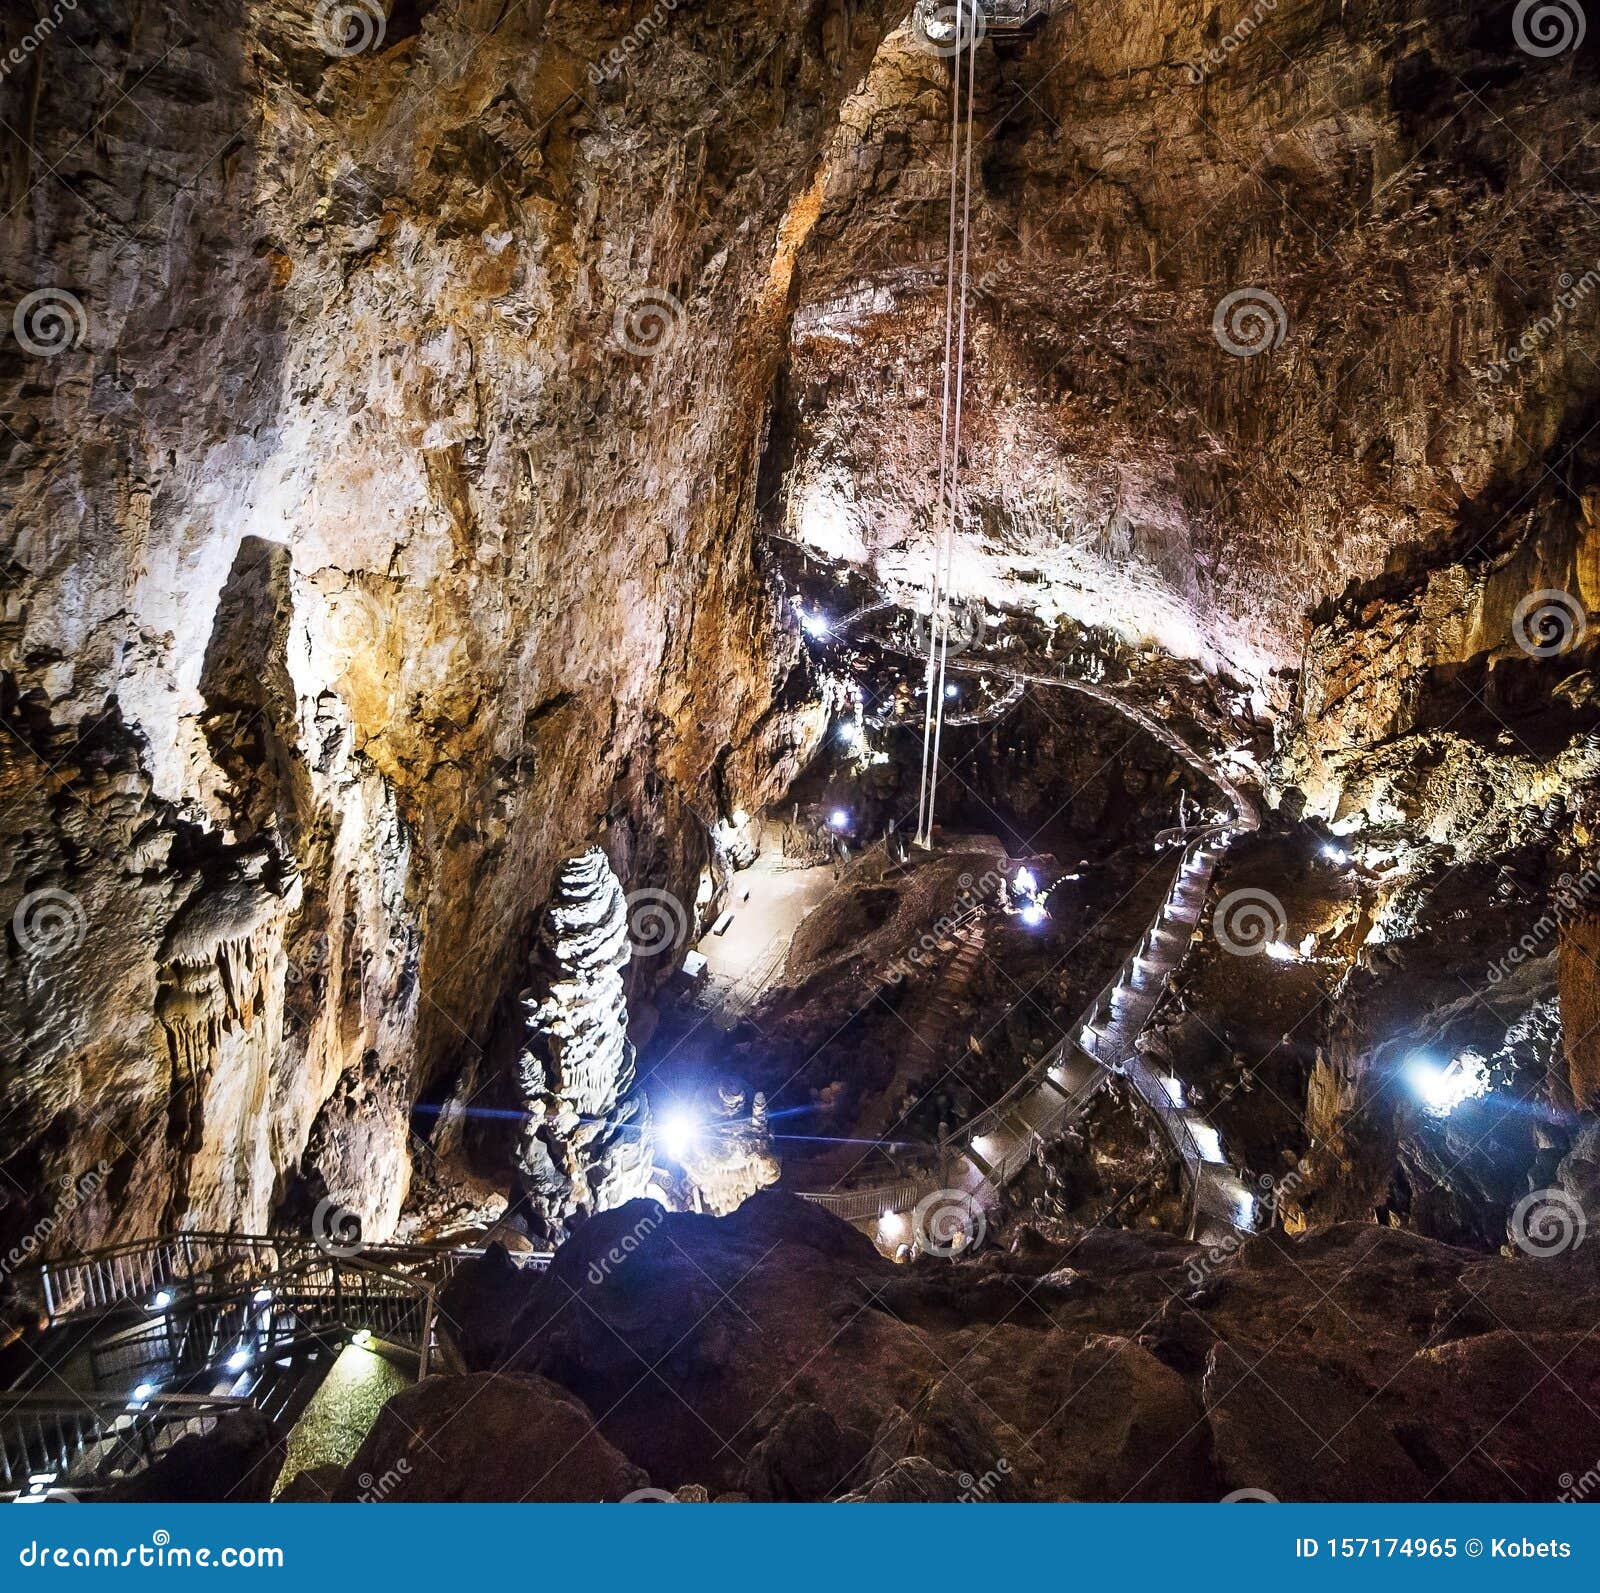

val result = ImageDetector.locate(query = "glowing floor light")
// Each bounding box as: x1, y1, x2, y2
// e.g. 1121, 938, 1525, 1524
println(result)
352, 1328, 373, 1348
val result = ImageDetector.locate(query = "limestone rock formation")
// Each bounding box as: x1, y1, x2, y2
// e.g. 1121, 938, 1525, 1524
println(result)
678, 1079, 782, 1216
514, 848, 657, 1237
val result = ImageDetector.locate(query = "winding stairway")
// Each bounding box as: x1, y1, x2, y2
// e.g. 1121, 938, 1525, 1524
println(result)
792, 606, 1263, 1247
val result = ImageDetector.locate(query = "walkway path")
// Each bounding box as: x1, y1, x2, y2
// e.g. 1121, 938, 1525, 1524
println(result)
792, 608, 1262, 1248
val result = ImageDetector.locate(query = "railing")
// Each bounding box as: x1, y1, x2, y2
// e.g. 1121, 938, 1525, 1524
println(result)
27, 1231, 550, 1327
0, 1393, 249, 1497
792, 616, 1262, 1245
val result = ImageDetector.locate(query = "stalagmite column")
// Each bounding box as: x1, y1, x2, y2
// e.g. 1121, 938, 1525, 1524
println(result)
515, 847, 656, 1239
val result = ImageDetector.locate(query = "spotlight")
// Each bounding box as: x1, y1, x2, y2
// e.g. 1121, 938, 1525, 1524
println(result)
150, 1290, 172, 1310
226, 1348, 250, 1372
1263, 940, 1297, 962
801, 611, 829, 639
1022, 903, 1047, 927
1015, 867, 1038, 896
944, 683, 959, 699
131, 1383, 155, 1402
352, 1328, 373, 1348
828, 808, 850, 831
878, 1212, 906, 1244
660, 1108, 700, 1162
838, 720, 865, 750
1406, 1054, 1488, 1115
1321, 842, 1350, 866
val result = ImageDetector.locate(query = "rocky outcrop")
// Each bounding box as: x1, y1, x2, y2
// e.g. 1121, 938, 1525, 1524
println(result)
334, 1371, 649, 1503
428, 1190, 1600, 1500
514, 848, 657, 1237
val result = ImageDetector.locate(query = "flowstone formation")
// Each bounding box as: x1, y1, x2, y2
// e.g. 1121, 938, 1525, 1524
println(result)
514, 849, 657, 1240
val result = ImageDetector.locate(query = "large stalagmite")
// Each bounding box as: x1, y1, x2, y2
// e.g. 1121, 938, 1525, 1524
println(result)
514, 848, 656, 1239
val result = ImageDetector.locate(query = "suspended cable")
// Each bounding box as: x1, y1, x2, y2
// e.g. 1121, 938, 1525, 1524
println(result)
916, 2, 979, 848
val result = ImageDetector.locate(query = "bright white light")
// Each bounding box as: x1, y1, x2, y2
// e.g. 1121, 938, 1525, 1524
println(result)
660, 1109, 699, 1161
944, 684, 959, 699
1321, 842, 1350, 865
828, 808, 849, 830
352, 1328, 373, 1347
1233, 1188, 1259, 1227
801, 611, 829, 638
1188, 1120, 1226, 1162
131, 1382, 155, 1402
1022, 904, 1047, 927
1160, 1075, 1186, 1108
878, 1212, 906, 1243
252, 1288, 273, 1305
1263, 940, 1298, 963
226, 1348, 250, 1372
838, 720, 865, 750
731, 808, 749, 828
1015, 867, 1038, 896
1407, 1054, 1490, 1116
151, 1290, 172, 1310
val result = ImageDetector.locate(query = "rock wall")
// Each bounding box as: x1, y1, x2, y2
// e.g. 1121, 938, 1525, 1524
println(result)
0, 0, 898, 1258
